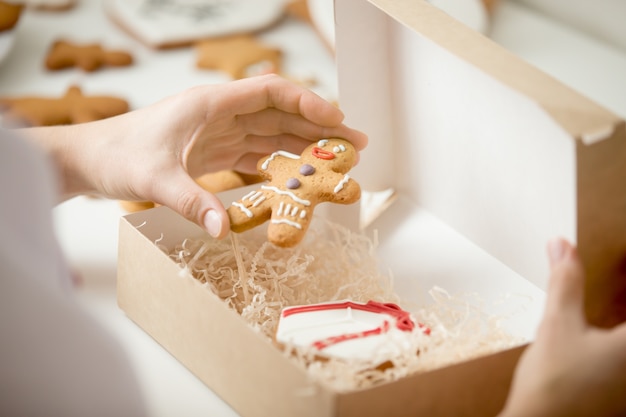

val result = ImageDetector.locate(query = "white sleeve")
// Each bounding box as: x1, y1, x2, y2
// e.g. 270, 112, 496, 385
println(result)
0, 129, 148, 417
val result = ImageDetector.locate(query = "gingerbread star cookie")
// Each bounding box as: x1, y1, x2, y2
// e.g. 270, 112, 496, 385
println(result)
196, 34, 281, 80
227, 138, 361, 248
45, 40, 133, 72
0, 85, 129, 127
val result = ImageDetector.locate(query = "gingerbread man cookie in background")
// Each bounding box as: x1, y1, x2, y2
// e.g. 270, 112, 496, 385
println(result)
0, 2, 23, 32
45, 40, 133, 72
0, 85, 128, 127
195, 35, 282, 80
228, 138, 361, 248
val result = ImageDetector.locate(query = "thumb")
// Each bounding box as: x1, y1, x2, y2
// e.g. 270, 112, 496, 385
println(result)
155, 170, 230, 239
544, 238, 586, 326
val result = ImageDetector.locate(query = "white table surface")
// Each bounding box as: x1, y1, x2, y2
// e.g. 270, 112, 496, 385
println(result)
2, 1, 624, 416
1, 2, 333, 416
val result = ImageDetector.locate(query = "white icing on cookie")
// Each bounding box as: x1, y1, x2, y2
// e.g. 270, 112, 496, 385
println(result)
241, 190, 257, 200
276, 300, 418, 361
261, 185, 311, 206
251, 196, 265, 207
271, 218, 302, 229
261, 150, 301, 170
333, 174, 350, 193
231, 201, 253, 218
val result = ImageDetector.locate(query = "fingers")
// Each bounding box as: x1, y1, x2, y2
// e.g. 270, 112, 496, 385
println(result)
237, 109, 368, 151
217, 74, 344, 125
232, 152, 270, 174
153, 170, 230, 239
544, 238, 586, 327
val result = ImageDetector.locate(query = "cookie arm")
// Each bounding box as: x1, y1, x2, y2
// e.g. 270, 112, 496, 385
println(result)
256, 154, 273, 181
328, 174, 361, 204
256, 150, 301, 181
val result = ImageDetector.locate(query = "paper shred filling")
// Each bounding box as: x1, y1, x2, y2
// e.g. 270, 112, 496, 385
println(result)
164, 217, 523, 391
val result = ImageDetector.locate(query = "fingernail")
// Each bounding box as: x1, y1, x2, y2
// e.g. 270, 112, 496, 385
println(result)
547, 238, 568, 266
203, 210, 222, 238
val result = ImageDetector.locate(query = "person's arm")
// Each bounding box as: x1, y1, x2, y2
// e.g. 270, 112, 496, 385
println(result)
0, 131, 147, 417
20, 74, 367, 239
499, 238, 626, 417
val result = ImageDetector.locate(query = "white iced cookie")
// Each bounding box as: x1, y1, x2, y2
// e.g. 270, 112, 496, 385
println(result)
276, 300, 428, 362
105, 0, 288, 49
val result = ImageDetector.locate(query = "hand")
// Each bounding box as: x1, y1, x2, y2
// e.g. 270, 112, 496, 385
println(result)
499, 238, 626, 417
24, 75, 367, 238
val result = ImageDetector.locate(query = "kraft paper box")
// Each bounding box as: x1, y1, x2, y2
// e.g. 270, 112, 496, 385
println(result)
117, 0, 626, 416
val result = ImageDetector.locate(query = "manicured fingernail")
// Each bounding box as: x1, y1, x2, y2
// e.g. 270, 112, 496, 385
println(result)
203, 210, 222, 238
548, 238, 568, 265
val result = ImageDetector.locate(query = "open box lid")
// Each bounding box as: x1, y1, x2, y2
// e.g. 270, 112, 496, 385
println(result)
333, 0, 626, 327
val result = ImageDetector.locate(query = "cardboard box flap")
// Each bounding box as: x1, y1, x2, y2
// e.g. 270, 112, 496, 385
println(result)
336, 0, 580, 289
366, 0, 624, 142
336, 0, 626, 192
117, 206, 534, 417
335, 0, 626, 327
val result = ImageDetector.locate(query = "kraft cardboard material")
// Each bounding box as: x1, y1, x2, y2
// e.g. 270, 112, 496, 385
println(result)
117, 0, 626, 416
118, 208, 338, 417
336, 0, 626, 326
118, 206, 526, 417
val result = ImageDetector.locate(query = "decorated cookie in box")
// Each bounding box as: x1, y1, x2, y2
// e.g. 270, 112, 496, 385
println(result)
276, 300, 430, 366
227, 138, 361, 248
106, 0, 288, 49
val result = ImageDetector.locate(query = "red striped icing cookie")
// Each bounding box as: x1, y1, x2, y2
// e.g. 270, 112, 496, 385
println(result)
276, 300, 429, 362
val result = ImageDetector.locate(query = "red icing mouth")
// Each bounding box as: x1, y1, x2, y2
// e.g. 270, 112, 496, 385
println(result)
312, 147, 335, 160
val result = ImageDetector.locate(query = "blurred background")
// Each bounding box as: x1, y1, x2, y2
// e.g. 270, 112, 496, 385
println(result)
1, 0, 625, 120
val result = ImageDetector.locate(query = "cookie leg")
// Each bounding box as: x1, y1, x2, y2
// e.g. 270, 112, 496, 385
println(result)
267, 199, 311, 247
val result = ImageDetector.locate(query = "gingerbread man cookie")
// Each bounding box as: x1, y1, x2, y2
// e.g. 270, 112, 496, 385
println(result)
196, 35, 281, 80
0, 85, 128, 127
227, 138, 361, 248
45, 40, 133, 72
